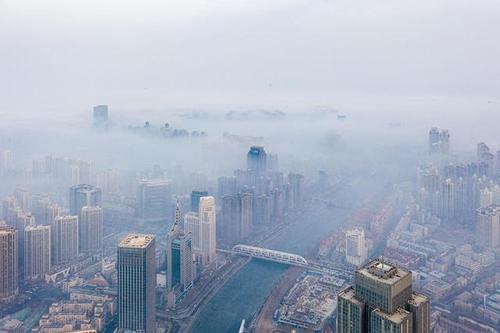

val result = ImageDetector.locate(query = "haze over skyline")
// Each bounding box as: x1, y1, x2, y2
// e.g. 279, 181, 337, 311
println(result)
1, 0, 499, 117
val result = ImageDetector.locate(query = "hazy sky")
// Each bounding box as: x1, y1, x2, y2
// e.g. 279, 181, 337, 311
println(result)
1, 0, 499, 116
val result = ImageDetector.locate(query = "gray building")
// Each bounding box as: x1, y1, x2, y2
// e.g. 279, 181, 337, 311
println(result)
69, 184, 102, 216
79, 206, 103, 253
52, 215, 79, 265
337, 259, 430, 333
137, 179, 170, 220
117, 234, 156, 333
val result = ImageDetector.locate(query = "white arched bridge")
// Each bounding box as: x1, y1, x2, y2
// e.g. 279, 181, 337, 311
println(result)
230, 244, 308, 267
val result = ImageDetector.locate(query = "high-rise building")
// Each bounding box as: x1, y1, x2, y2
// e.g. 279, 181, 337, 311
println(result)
288, 173, 304, 208
32, 195, 61, 226
218, 176, 237, 197
0, 226, 18, 302
220, 193, 252, 244
428, 128, 440, 154
429, 128, 450, 155
52, 215, 79, 265
117, 234, 156, 333
137, 179, 170, 220
345, 228, 367, 267
247, 146, 267, 175
166, 204, 194, 300
190, 190, 208, 212
93, 105, 109, 125
79, 206, 103, 253
198, 196, 216, 266
337, 259, 430, 333
69, 184, 102, 216
24, 225, 51, 280
0, 150, 14, 174
476, 205, 500, 248
253, 194, 271, 225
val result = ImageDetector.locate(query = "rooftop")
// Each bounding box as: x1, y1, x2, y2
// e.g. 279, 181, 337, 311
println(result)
357, 259, 410, 284
407, 292, 429, 306
119, 234, 155, 248
372, 307, 411, 324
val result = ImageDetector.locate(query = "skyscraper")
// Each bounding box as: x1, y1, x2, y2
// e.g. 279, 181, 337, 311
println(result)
69, 184, 102, 216
190, 190, 208, 212
345, 228, 367, 267
79, 206, 103, 253
0, 226, 18, 302
166, 204, 194, 301
117, 234, 156, 333
476, 205, 500, 248
52, 215, 79, 265
337, 259, 430, 333
247, 146, 267, 175
93, 105, 109, 125
24, 225, 51, 280
198, 196, 216, 266
137, 179, 170, 220
220, 193, 252, 244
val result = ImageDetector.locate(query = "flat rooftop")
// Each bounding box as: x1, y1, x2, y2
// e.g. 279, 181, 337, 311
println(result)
372, 307, 411, 324
408, 292, 429, 306
338, 286, 364, 307
357, 259, 410, 284
119, 234, 155, 248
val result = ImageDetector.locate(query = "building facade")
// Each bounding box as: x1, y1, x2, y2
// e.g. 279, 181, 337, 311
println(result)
117, 234, 156, 333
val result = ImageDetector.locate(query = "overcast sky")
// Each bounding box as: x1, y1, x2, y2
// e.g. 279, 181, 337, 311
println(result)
1, 0, 499, 116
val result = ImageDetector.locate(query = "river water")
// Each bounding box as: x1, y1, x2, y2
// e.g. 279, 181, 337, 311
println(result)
191, 175, 389, 333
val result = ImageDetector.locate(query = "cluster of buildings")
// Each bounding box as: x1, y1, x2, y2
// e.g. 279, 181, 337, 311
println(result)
217, 146, 304, 245
0, 184, 103, 303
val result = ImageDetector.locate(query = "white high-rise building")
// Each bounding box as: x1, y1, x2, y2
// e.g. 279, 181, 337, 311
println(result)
345, 228, 367, 267
79, 206, 103, 253
24, 225, 51, 280
480, 187, 493, 208
477, 205, 500, 248
199, 196, 216, 266
52, 215, 79, 265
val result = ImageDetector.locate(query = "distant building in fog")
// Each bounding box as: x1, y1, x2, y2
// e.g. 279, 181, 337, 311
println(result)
69, 184, 102, 216
137, 179, 170, 220
247, 146, 267, 175
79, 206, 103, 253
345, 228, 367, 267
198, 196, 216, 266
52, 215, 79, 265
93, 105, 109, 125
429, 127, 450, 154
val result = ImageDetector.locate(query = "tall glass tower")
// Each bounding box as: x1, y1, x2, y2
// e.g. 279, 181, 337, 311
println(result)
117, 234, 156, 333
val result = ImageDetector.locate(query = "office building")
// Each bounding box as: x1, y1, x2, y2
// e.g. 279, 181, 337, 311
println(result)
137, 179, 170, 220
220, 193, 252, 244
166, 204, 194, 298
247, 146, 267, 175
117, 234, 156, 333
79, 206, 103, 253
93, 105, 109, 125
69, 184, 102, 216
24, 225, 51, 280
345, 228, 367, 267
190, 190, 208, 212
0, 226, 18, 301
337, 259, 430, 333
52, 215, 79, 265
476, 205, 500, 248
198, 196, 216, 266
